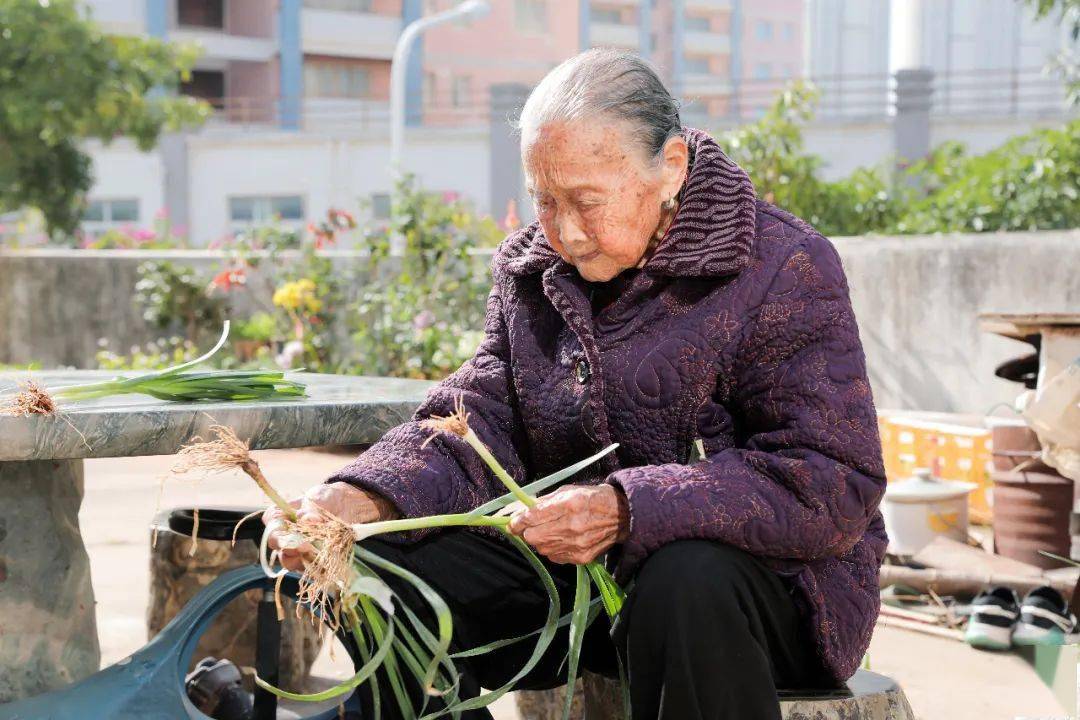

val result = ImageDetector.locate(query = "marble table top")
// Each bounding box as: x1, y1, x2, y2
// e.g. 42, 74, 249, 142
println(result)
0, 371, 434, 462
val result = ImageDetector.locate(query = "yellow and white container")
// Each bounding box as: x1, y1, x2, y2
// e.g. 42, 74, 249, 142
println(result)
878, 412, 994, 524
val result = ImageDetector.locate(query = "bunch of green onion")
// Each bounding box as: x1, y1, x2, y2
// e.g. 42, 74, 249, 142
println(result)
250, 403, 629, 720
2, 323, 305, 412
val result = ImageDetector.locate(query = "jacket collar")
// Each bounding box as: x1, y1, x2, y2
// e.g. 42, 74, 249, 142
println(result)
500, 128, 757, 278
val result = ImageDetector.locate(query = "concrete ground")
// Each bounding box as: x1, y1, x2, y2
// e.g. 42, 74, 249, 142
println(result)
81, 449, 1065, 720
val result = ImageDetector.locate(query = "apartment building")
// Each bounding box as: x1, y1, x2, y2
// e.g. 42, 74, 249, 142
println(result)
76, 0, 1067, 243
78, 0, 798, 242
84, 0, 799, 132
806, 0, 1069, 120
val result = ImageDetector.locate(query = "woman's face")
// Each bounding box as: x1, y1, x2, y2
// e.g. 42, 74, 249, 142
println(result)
522, 119, 688, 282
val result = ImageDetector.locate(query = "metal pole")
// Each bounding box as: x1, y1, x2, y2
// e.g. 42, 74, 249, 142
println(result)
389, 0, 490, 176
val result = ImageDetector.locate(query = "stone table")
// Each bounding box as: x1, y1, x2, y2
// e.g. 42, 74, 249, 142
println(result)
0, 371, 433, 702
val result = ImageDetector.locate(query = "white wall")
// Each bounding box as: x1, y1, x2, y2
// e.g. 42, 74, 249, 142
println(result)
802, 120, 891, 179
188, 135, 335, 244
85, 140, 166, 227
185, 128, 490, 245
930, 116, 1068, 155
82, 0, 146, 35
301, 8, 401, 60
85, 111, 1067, 243
802, 114, 1070, 181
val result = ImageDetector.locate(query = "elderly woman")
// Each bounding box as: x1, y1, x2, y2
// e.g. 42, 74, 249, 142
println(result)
270, 49, 887, 720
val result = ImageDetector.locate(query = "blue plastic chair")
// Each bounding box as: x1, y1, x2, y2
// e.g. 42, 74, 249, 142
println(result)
0, 514, 362, 720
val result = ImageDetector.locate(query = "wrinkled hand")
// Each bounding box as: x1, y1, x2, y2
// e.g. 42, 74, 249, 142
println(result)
508, 484, 630, 565
263, 483, 399, 572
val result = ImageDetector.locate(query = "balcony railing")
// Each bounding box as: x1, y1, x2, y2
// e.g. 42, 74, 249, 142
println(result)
189, 67, 1073, 134
685, 66, 1071, 127
191, 94, 494, 132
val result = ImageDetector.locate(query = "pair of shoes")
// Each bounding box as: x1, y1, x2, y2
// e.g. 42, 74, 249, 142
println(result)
965, 585, 1079, 649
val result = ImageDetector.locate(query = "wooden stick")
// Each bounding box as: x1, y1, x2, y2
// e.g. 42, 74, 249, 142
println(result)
877, 614, 965, 642
880, 565, 1076, 598
879, 604, 948, 624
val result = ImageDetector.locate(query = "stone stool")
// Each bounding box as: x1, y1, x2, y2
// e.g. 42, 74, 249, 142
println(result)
147, 507, 324, 693
516, 669, 915, 720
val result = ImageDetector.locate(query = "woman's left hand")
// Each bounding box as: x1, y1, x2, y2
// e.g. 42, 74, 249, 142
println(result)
508, 484, 630, 564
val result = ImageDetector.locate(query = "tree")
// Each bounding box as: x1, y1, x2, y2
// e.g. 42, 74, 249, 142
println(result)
0, 0, 208, 238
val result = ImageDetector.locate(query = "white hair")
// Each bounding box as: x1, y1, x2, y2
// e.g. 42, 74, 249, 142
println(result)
517, 48, 683, 161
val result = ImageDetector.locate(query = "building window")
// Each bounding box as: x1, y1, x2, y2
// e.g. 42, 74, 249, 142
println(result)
782, 22, 795, 41
684, 54, 711, 74
370, 193, 392, 221
229, 196, 305, 227
753, 62, 772, 80
303, 0, 373, 11
84, 198, 140, 231
304, 61, 371, 98
177, 0, 224, 29
515, 0, 547, 33
590, 6, 622, 24
451, 75, 472, 108
684, 14, 711, 32
180, 70, 226, 109
755, 19, 772, 40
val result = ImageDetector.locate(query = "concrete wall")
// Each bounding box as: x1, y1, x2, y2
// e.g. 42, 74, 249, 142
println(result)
2, 230, 1078, 414
0, 249, 223, 369
834, 229, 1080, 413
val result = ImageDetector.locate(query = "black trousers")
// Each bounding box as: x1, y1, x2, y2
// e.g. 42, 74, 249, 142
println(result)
355, 532, 834, 720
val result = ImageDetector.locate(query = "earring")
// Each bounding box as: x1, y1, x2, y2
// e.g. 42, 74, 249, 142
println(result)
662, 197, 676, 211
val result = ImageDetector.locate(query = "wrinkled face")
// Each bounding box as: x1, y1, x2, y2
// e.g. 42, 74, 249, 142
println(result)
522, 119, 686, 282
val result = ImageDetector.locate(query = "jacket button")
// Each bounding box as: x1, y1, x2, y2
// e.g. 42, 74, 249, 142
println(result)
574, 359, 590, 384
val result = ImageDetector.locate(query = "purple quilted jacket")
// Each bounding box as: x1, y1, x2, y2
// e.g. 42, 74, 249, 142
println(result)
330, 128, 888, 683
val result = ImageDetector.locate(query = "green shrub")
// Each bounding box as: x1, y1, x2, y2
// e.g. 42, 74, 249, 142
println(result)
235, 312, 280, 343
95, 337, 199, 371
897, 122, 1080, 233
715, 82, 1078, 237
134, 261, 225, 345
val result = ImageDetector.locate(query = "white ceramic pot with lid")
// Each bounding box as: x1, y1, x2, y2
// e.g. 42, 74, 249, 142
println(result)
882, 468, 978, 556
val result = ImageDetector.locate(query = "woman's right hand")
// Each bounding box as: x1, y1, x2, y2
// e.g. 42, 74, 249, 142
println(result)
263, 482, 399, 572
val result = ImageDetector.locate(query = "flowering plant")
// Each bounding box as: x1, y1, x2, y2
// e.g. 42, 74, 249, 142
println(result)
351, 175, 498, 379
273, 278, 323, 315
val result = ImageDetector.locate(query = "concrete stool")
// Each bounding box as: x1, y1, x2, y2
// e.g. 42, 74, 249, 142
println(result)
516, 669, 915, 720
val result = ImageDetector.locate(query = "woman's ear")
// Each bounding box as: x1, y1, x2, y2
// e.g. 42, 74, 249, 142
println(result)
658, 135, 689, 201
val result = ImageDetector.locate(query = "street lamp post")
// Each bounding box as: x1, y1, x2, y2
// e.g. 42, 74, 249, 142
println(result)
389, 0, 491, 175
